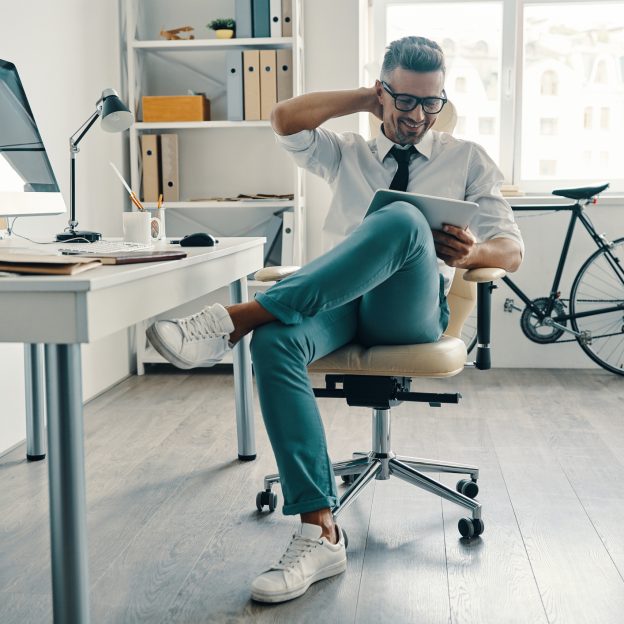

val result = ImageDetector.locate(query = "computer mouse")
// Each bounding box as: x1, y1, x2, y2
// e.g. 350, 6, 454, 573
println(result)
179, 232, 217, 247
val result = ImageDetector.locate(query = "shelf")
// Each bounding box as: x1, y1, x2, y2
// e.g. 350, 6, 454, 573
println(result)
134, 120, 271, 130
133, 37, 293, 52
142, 200, 294, 210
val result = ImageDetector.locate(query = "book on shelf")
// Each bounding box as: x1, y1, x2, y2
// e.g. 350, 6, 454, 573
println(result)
141, 134, 160, 202
160, 134, 179, 202
260, 50, 277, 120
269, 0, 282, 37
243, 50, 261, 120
0, 251, 102, 275
226, 51, 244, 121
235, 0, 253, 38
252, 0, 271, 37
281, 0, 292, 36
276, 49, 293, 101
140, 134, 180, 203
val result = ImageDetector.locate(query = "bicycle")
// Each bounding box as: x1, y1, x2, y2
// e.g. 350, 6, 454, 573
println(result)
461, 183, 624, 376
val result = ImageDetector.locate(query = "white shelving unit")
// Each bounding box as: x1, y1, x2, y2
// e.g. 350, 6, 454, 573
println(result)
121, 0, 305, 372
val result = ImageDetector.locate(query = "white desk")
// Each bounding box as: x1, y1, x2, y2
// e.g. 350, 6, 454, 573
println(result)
0, 237, 264, 623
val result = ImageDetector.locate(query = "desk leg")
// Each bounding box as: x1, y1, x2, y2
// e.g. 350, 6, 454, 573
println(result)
45, 344, 90, 624
229, 278, 256, 461
24, 344, 46, 461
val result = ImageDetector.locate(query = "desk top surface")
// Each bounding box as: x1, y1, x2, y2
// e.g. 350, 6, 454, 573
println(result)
0, 237, 265, 293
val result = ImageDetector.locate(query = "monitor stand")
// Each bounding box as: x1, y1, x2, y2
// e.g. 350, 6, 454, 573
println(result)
56, 230, 102, 243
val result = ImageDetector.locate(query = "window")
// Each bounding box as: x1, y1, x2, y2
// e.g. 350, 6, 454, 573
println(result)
539, 160, 557, 177
479, 117, 495, 135
540, 118, 558, 135
540, 70, 558, 96
521, 2, 624, 187
375, 0, 624, 191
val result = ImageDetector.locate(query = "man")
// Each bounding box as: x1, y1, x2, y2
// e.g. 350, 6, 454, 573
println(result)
147, 36, 523, 603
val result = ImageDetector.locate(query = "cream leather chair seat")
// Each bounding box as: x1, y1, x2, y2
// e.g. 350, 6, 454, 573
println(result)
308, 336, 467, 378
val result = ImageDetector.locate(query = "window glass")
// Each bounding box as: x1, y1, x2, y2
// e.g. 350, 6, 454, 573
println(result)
521, 3, 624, 182
386, 2, 503, 163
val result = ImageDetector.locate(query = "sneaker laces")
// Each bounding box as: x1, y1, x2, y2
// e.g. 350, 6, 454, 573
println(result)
272, 533, 322, 571
176, 308, 228, 342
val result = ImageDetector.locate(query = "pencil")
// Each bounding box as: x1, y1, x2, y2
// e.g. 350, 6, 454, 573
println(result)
157, 193, 163, 210
110, 162, 145, 210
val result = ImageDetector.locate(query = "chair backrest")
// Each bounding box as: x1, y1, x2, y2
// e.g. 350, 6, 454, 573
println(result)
445, 269, 476, 339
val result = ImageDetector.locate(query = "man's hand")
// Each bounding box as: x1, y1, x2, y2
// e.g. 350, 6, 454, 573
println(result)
432, 224, 478, 268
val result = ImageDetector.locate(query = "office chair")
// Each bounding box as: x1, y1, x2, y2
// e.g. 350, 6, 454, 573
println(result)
254, 264, 504, 538
253, 100, 504, 538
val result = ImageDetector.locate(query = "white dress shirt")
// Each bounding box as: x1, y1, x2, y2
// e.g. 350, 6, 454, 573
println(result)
275, 126, 524, 294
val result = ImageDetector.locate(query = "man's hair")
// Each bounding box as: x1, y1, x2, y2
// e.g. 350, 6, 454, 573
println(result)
380, 36, 446, 80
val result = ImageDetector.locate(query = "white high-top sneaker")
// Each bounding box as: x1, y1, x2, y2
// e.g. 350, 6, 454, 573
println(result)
146, 303, 234, 369
251, 523, 347, 603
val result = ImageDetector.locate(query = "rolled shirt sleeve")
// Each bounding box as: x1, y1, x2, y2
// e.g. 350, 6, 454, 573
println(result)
274, 128, 343, 184
465, 143, 525, 258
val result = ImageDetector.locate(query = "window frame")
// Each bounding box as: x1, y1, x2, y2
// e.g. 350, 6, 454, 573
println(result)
373, 0, 624, 194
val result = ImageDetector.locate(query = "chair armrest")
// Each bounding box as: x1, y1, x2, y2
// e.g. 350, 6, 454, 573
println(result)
463, 267, 506, 283
254, 266, 301, 282
462, 267, 506, 371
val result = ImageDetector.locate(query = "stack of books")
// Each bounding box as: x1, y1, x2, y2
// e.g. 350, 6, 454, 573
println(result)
226, 48, 292, 121
235, 0, 293, 39
140, 134, 179, 203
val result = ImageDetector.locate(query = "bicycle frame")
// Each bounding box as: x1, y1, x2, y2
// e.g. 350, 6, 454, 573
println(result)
502, 200, 624, 326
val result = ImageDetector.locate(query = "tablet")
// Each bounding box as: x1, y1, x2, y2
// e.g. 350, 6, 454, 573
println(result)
365, 189, 479, 231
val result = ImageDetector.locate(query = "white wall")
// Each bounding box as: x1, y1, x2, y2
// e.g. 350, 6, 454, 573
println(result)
0, 0, 132, 455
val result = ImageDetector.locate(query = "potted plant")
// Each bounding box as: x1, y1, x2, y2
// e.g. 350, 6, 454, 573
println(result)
207, 18, 236, 39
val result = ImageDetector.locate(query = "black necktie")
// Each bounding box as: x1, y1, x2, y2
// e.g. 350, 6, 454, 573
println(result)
389, 145, 416, 191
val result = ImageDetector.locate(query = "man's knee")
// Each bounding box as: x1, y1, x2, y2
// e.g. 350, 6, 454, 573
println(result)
250, 322, 305, 365
375, 201, 430, 233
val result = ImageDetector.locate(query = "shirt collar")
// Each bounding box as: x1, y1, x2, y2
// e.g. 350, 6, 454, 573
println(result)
376, 125, 433, 162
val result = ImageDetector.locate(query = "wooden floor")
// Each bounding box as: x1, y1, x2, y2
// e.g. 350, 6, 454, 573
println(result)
1, 368, 624, 624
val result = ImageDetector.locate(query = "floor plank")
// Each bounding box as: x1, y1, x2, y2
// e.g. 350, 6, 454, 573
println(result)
1, 368, 623, 624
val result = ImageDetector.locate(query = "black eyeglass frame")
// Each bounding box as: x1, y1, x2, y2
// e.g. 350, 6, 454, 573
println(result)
381, 81, 448, 114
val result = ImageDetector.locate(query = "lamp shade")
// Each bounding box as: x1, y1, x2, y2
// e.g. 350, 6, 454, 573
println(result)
99, 88, 133, 132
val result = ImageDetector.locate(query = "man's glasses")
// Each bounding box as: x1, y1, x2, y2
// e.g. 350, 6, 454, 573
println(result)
381, 81, 447, 114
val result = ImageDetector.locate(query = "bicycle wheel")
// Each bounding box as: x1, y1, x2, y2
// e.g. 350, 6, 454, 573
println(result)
569, 236, 624, 376
462, 308, 478, 354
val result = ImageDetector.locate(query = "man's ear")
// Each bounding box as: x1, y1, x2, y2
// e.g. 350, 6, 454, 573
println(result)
374, 80, 385, 108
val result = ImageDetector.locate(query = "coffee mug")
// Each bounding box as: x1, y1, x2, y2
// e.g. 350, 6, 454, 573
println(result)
122, 211, 161, 244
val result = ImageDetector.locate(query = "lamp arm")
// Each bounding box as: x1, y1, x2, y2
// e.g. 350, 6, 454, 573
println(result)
67, 107, 101, 230
70, 108, 101, 150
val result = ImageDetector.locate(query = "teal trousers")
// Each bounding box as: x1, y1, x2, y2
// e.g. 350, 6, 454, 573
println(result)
251, 202, 449, 515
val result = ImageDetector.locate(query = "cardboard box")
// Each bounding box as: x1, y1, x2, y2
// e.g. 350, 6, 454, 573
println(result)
142, 96, 210, 122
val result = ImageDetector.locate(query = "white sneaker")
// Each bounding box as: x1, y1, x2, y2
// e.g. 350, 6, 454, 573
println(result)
146, 303, 234, 369
251, 523, 347, 604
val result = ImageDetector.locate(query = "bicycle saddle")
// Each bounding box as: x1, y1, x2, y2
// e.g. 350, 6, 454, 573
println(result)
552, 183, 610, 200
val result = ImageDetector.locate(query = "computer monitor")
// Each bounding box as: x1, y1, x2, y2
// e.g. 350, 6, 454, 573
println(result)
0, 59, 66, 218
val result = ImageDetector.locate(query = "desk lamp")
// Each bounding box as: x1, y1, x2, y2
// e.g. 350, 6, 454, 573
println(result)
56, 88, 133, 242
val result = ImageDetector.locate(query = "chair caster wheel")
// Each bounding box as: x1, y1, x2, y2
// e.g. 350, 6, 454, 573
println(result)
458, 517, 484, 539
456, 478, 479, 499
256, 490, 278, 512
341, 474, 356, 485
